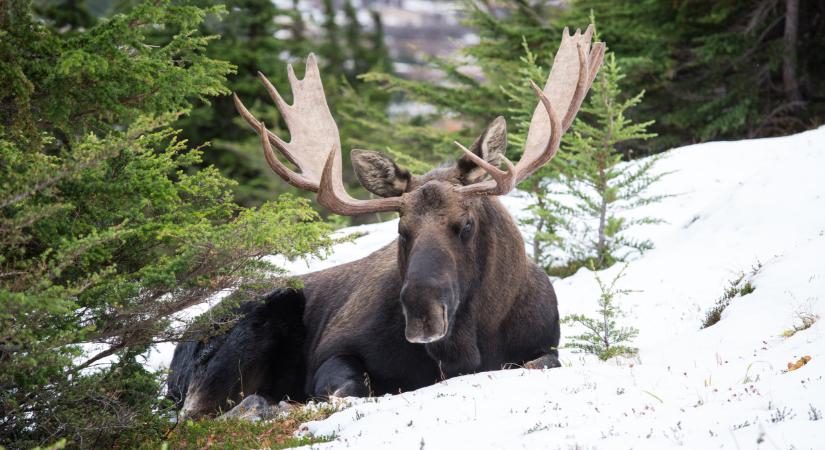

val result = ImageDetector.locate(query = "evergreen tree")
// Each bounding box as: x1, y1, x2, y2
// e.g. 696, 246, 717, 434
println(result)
563, 265, 639, 361
548, 51, 663, 270
175, 0, 309, 207
0, 1, 331, 447
569, 0, 825, 150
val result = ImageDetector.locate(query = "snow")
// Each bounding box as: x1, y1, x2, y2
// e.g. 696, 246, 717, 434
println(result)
289, 127, 825, 449
144, 126, 825, 448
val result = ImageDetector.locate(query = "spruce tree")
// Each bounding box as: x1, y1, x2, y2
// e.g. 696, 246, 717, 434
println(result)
563, 265, 638, 361
549, 51, 662, 270
0, 1, 331, 446
174, 0, 309, 207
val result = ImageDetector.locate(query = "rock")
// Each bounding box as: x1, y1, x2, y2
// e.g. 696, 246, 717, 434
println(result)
219, 394, 279, 421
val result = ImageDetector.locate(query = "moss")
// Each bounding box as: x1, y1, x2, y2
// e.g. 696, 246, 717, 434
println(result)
142, 404, 338, 450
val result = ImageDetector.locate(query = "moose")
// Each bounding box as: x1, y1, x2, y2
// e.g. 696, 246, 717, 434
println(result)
167, 26, 605, 417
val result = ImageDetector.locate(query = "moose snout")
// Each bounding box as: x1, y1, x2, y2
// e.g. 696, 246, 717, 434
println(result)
400, 281, 454, 344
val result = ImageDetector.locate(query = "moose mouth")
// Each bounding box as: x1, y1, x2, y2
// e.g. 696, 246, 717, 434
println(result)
403, 302, 449, 344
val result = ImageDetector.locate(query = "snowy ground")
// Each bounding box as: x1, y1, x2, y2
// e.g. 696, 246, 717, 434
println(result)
287, 127, 825, 449
148, 127, 825, 448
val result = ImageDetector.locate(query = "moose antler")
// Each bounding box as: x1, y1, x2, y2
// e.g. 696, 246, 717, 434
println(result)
458, 25, 605, 196
234, 54, 402, 215
235, 27, 604, 214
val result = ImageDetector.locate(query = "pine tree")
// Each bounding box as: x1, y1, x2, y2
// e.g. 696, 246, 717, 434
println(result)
563, 265, 638, 361
0, 2, 331, 446
551, 51, 663, 270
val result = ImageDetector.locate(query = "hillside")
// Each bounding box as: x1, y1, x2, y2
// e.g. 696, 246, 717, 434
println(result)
287, 127, 825, 449
147, 126, 825, 448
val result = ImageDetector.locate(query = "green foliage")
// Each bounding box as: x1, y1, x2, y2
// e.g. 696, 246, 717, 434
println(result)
0, 2, 332, 447
563, 265, 638, 360
569, 0, 825, 150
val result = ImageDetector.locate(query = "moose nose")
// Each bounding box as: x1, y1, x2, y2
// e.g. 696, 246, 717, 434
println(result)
399, 281, 453, 344
399, 279, 453, 308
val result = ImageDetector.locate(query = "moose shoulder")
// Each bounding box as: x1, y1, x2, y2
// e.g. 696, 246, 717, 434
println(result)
167, 26, 605, 417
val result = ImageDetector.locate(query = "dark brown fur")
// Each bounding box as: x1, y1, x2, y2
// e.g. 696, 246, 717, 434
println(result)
168, 119, 560, 415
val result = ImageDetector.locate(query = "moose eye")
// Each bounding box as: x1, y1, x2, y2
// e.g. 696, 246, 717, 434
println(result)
459, 220, 473, 241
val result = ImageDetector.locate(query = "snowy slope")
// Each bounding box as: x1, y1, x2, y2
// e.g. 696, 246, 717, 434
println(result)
287, 127, 825, 449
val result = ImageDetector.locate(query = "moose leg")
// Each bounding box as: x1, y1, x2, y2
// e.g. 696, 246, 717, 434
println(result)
524, 351, 561, 369
311, 355, 370, 398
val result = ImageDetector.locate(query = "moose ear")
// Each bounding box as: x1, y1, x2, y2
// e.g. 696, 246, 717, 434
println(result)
457, 116, 507, 184
351, 149, 411, 198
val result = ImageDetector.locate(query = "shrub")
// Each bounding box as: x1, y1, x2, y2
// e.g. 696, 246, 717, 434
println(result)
701, 266, 760, 329
0, 2, 331, 447
563, 264, 638, 360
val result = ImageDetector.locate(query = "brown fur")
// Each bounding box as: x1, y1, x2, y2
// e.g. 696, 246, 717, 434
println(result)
168, 118, 560, 413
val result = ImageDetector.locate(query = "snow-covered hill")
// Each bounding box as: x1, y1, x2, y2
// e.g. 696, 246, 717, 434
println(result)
286, 127, 825, 449
144, 127, 824, 448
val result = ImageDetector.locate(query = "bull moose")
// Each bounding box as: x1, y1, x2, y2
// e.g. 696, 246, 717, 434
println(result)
167, 26, 605, 417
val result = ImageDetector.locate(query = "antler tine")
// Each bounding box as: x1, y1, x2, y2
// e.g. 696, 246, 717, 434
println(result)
256, 119, 318, 191
258, 71, 290, 115
561, 43, 589, 132
318, 145, 403, 215
454, 141, 516, 196
514, 80, 562, 184
455, 26, 603, 198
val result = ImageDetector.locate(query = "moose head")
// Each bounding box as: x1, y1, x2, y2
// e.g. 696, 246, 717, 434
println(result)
234, 26, 604, 345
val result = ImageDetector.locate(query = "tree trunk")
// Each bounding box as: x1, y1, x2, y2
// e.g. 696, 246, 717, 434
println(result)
533, 216, 544, 264
783, 0, 802, 104
597, 194, 608, 268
